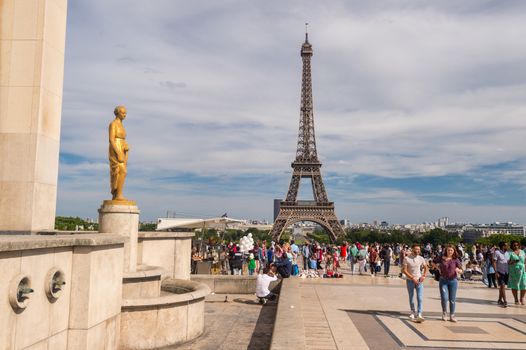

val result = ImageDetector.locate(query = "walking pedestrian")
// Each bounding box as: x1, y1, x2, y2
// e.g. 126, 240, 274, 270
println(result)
357, 243, 367, 275
507, 241, 526, 305
402, 244, 428, 323
349, 243, 358, 275
370, 247, 379, 276
302, 242, 311, 271
485, 251, 497, 288
494, 242, 509, 307
436, 245, 463, 322
380, 245, 392, 277
340, 241, 348, 263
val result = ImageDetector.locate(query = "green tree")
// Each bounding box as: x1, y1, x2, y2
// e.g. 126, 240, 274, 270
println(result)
476, 234, 526, 247
55, 216, 98, 231
421, 228, 460, 246
306, 229, 331, 244
139, 222, 157, 232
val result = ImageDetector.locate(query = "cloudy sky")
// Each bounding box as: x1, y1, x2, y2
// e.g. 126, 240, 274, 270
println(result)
57, 0, 526, 224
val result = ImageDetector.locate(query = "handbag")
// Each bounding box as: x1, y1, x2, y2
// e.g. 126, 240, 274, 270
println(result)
431, 268, 440, 281
292, 264, 299, 275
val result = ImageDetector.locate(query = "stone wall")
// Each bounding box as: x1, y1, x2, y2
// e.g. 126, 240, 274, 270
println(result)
0, 234, 125, 350
138, 231, 194, 280
0, 0, 68, 233
120, 279, 209, 350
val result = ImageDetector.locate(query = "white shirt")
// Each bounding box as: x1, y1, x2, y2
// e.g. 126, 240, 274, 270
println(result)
403, 255, 426, 279
494, 250, 509, 274
291, 244, 299, 254
256, 274, 277, 297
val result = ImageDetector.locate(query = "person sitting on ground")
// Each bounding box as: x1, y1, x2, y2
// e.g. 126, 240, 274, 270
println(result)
256, 265, 278, 304
309, 254, 317, 271
463, 261, 474, 280
470, 260, 482, 275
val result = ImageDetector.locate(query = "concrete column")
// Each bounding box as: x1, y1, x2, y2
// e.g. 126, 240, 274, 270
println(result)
173, 236, 192, 280
0, 0, 68, 233
98, 202, 140, 273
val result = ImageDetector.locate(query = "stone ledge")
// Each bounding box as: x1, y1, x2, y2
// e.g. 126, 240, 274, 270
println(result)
270, 278, 306, 350
191, 274, 281, 294
122, 278, 210, 308
0, 233, 127, 252
191, 274, 258, 280
139, 231, 195, 239
123, 265, 165, 280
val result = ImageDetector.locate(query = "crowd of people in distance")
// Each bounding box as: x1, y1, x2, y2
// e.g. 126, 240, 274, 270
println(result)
191, 238, 526, 321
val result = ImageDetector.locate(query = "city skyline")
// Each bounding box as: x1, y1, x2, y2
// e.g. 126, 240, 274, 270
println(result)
57, 1, 526, 224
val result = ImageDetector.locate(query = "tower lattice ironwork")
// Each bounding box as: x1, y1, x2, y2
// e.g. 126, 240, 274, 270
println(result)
270, 32, 345, 242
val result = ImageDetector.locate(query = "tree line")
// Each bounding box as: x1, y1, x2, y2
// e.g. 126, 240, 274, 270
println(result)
55, 217, 526, 248
55, 216, 157, 232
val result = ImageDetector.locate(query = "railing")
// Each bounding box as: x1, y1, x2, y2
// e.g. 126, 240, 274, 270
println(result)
280, 201, 333, 207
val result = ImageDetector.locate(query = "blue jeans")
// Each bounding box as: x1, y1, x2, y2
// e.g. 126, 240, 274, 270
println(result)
439, 278, 458, 314
406, 280, 423, 314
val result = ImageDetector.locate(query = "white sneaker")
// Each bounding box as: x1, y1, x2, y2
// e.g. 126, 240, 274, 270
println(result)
409, 313, 416, 321
417, 314, 425, 323
442, 312, 447, 321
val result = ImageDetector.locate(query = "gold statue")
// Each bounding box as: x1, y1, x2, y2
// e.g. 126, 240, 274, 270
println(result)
108, 105, 130, 201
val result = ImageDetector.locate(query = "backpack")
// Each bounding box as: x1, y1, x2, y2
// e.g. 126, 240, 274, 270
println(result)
278, 265, 290, 278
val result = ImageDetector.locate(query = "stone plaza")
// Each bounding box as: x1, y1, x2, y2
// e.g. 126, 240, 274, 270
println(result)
167, 266, 526, 350
272, 268, 526, 350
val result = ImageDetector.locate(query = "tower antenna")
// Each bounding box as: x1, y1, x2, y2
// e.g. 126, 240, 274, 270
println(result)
305, 22, 309, 42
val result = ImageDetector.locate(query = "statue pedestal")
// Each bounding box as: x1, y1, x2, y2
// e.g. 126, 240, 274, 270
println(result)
98, 200, 140, 272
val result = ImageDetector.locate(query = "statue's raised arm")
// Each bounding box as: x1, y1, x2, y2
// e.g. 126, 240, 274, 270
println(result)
108, 105, 130, 201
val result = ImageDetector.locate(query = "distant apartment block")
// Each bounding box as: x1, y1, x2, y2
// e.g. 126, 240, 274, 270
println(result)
453, 222, 526, 243
340, 219, 351, 228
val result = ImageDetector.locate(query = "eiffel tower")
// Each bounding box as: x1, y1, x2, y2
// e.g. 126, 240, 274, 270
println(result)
270, 31, 345, 242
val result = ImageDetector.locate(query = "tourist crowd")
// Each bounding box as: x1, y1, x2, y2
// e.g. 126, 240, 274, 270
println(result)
191, 238, 526, 321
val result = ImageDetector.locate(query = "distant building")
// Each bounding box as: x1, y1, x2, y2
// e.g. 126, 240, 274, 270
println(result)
273, 199, 281, 221
475, 222, 525, 237
462, 229, 483, 243
437, 217, 449, 228
457, 222, 526, 243
340, 219, 351, 228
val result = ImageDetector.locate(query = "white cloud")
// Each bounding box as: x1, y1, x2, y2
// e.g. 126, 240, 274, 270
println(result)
57, 1, 526, 222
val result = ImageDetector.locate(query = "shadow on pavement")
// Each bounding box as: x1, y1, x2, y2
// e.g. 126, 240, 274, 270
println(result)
429, 297, 494, 305
246, 282, 282, 350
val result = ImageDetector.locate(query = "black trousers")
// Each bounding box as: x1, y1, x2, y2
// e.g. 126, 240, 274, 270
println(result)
487, 273, 497, 288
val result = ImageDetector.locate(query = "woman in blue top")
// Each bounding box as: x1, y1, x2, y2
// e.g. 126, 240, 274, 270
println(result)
485, 251, 497, 288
